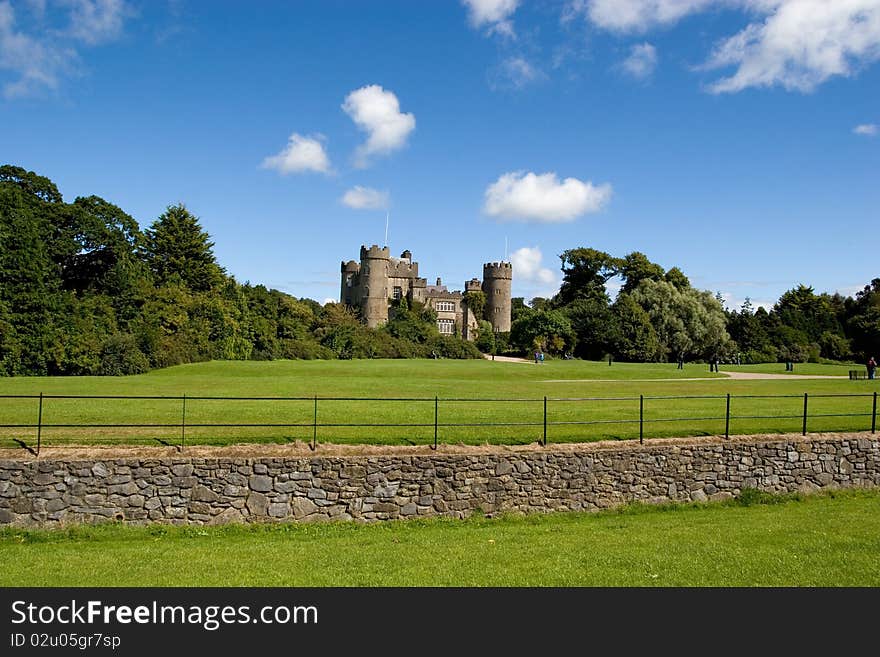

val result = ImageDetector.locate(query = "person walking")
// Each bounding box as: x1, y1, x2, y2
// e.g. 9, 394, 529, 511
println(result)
868, 356, 877, 380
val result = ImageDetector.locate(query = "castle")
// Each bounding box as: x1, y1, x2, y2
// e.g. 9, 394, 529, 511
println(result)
340, 245, 512, 339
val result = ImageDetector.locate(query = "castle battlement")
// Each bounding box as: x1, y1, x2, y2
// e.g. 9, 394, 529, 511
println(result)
483, 262, 513, 280
360, 244, 390, 260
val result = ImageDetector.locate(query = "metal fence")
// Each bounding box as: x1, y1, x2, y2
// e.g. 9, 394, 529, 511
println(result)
1, 391, 877, 456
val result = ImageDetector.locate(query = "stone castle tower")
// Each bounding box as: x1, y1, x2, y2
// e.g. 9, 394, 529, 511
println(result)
340, 245, 512, 338
482, 261, 513, 333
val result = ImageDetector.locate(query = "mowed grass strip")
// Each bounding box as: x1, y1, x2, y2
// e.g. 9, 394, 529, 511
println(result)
0, 360, 876, 447
1, 489, 878, 587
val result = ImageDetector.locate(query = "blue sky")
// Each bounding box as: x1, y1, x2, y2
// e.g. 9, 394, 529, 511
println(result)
3, 0, 879, 310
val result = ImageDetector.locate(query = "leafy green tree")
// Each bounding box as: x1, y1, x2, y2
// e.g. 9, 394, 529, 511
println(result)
564, 297, 619, 360
619, 251, 665, 294
510, 309, 575, 355
141, 204, 225, 291
664, 267, 690, 290
610, 293, 661, 361
474, 319, 496, 354
555, 247, 620, 305
629, 279, 731, 362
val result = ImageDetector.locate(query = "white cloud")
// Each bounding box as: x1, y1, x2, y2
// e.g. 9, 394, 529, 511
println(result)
621, 42, 658, 78
341, 186, 389, 210
491, 56, 544, 89
0, 0, 131, 98
65, 0, 130, 45
462, 0, 519, 37
341, 84, 416, 168
706, 1, 880, 94
853, 123, 878, 136
322, 297, 336, 306
483, 171, 613, 223
261, 133, 331, 175
577, 0, 717, 33
573, 1, 880, 94
510, 246, 557, 285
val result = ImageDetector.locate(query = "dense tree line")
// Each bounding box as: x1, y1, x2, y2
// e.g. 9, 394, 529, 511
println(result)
2, 165, 876, 374
506, 247, 878, 365
0, 166, 479, 376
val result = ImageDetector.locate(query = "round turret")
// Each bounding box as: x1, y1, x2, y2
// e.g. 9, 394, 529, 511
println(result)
360, 245, 391, 327
482, 261, 513, 332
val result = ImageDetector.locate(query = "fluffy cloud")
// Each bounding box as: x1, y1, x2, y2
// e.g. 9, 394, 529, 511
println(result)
0, 0, 131, 98
705, 1, 880, 94
571, 1, 880, 94
854, 123, 878, 136
621, 42, 658, 78
483, 171, 612, 222
510, 246, 557, 285
573, 0, 716, 33
342, 84, 416, 168
261, 133, 331, 175
462, 0, 519, 37
341, 186, 389, 210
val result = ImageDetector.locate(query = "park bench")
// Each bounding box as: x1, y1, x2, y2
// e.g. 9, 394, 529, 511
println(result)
849, 370, 867, 380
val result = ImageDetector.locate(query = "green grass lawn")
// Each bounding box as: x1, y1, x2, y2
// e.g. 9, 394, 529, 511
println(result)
2, 489, 877, 586
0, 359, 876, 448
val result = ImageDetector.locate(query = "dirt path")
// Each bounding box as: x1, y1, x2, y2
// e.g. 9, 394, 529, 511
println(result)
541, 371, 850, 382
719, 371, 848, 380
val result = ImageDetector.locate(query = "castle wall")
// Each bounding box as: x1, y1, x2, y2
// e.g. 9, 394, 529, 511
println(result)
1, 434, 877, 527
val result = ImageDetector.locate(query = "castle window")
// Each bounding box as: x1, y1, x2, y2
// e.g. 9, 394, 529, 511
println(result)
438, 319, 454, 334
436, 301, 455, 313
393, 286, 403, 300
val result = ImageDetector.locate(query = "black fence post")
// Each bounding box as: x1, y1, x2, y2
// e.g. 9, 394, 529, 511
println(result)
181, 393, 186, 451
725, 393, 730, 439
543, 396, 548, 446
639, 394, 644, 444
36, 392, 43, 456
802, 392, 808, 436
311, 395, 318, 451
872, 392, 877, 434
433, 396, 438, 450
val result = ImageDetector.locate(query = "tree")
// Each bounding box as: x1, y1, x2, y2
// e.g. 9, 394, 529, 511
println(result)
610, 293, 661, 361
629, 279, 731, 362
564, 297, 619, 360
619, 251, 665, 294
141, 204, 225, 291
664, 267, 690, 290
555, 247, 620, 306
0, 165, 63, 204
474, 319, 496, 354
510, 309, 574, 355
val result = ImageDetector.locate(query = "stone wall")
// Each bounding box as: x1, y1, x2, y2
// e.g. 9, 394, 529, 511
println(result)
1, 434, 878, 527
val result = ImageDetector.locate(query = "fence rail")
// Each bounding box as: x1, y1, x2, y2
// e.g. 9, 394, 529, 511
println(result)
1, 391, 877, 456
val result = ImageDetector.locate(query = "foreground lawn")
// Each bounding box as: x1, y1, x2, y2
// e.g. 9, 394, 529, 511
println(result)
1, 359, 875, 447
2, 489, 878, 586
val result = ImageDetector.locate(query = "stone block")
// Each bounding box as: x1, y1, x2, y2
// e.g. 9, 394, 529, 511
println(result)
191, 485, 219, 502
171, 464, 193, 477
246, 492, 269, 516
249, 475, 273, 492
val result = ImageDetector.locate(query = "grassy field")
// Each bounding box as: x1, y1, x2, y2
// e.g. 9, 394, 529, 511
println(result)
0, 359, 876, 448
1, 488, 877, 586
